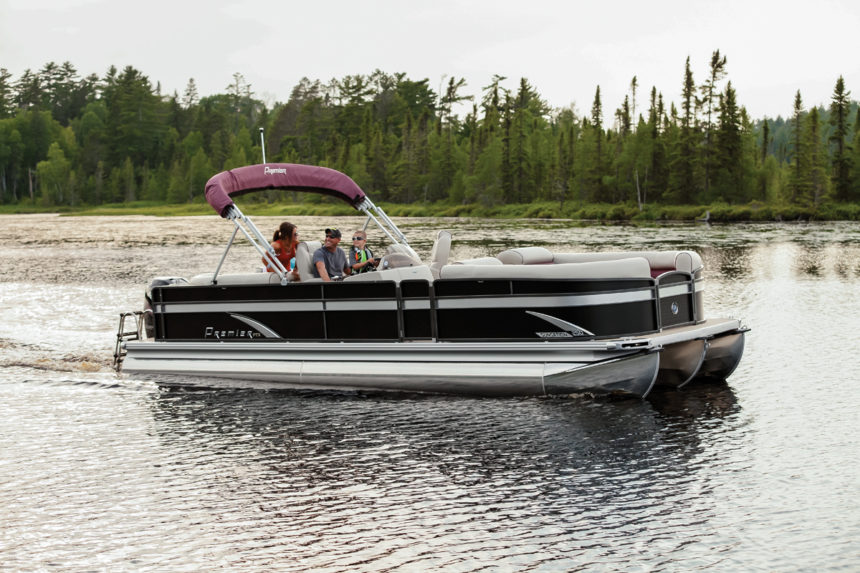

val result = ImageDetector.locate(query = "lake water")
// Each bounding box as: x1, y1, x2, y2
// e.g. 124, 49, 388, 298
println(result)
1, 214, 858, 571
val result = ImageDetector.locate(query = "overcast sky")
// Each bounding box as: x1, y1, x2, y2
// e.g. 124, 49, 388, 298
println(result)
2, 0, 859, 122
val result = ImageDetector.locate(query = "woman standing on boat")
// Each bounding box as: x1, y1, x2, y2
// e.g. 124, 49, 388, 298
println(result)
265, 221, 300, 280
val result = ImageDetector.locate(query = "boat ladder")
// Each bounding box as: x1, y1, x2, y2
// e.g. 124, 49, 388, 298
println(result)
113, 311, 147, 371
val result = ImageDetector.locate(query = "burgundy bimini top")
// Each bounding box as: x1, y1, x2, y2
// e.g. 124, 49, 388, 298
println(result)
205, 163, 367, 217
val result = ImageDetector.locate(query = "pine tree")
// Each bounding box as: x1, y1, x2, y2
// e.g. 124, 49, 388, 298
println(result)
629, 76, 638, 130
713, 82, 742, 202
586, 86, 604, 202
805, 107, 830, 206
643, 88, 666, 203
700, 50, 728, 198
758, 118, 771, 199
669, 58, 697, 203
510, 78, 538, 202
760, 119, 770, 166
787, 90, 808, 204
0, 68, 14, 118
182, 78, 199, 109
828, 76, 853, 201
14, 69, 42, 110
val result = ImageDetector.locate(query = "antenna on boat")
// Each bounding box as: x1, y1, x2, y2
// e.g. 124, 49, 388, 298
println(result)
259, 127, 267, 164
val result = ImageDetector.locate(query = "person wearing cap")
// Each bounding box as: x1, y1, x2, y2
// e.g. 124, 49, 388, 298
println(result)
312, 228, 351, 281
348, 229, 380, 275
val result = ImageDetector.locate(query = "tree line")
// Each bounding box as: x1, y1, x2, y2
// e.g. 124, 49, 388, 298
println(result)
1, 52, 858, 212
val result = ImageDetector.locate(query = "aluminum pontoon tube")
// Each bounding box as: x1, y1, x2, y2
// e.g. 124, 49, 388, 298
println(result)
120, 340, 661, 398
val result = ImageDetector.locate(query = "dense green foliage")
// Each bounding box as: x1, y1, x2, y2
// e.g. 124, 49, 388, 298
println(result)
1, 56, 859, 219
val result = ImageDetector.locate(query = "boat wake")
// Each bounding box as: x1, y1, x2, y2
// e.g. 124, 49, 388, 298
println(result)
0, 338, 113, 375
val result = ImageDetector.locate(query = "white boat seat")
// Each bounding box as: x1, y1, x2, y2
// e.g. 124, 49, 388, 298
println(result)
189, 272, 284, 286
343, 265, 434, 283
453, 257, 503, 265
497, 246, 554, 265
429, 230, 452, 279
438, 257, 652, 280
295, 240, 323, 282
552, 250, 703, 276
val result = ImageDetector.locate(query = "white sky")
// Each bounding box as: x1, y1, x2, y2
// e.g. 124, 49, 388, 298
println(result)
2, 0, 859, 122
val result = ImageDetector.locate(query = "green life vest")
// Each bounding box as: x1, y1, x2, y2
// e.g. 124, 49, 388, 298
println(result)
351, 246, 374, 274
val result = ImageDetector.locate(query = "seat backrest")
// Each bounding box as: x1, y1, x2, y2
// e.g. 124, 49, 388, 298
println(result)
453, 257, 503, 266
439, 257, 652, 280
295, 241, 322, 280
428, 230, 452, 279
552, 250, 703, 276
497, 246, 554, 264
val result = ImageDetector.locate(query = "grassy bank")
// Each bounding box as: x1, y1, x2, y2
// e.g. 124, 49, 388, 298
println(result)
1, 200, 859, 221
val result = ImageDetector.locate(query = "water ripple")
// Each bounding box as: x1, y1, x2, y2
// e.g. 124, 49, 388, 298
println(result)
2, 217, 859, 570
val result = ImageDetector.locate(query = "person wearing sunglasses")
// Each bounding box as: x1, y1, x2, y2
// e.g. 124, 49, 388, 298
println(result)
312, 227, 351, 281
348, 230, 380, 275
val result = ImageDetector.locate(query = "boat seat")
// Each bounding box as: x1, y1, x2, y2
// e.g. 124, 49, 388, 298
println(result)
428, 230, 452, 279
189, 272, 284, 286
552, 250, 703, 276
385, 243, 413, 256
497, 246, 554, 265
453, 257, 503, 265
295, 240, 323, 283
343, 265, 434, 283
438, 257, 652, 280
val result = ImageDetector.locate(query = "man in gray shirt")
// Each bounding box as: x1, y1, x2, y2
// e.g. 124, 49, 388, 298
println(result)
312, 228, 351, 281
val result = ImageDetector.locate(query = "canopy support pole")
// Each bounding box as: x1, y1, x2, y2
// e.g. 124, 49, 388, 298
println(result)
357, 198, 419, 260
212, 226, 240, 284
213, 205, 290, 285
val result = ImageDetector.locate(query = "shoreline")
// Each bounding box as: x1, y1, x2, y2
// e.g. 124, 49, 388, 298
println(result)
1, 200, 858, 222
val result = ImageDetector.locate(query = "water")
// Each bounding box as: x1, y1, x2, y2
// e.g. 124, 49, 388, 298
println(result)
1, 214, 859, 571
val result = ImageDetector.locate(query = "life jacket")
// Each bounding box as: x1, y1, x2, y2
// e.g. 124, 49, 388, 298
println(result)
351, 246, 375, 274
264, 239, 296, 273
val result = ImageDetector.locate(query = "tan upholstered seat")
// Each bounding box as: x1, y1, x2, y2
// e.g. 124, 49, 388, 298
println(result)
343, 266, 434, 283
428, 230, 452, 279
453, 257, 503, 266
189, 272, 285, 286
551, 250, 703, 276
295, 241, 323, 282
496, 246, 554, 265
439, 258, 652, 280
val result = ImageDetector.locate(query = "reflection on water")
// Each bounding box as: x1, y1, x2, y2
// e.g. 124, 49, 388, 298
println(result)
1, 216, 859, 570
702, 245, 753, 280
134, 385, 745, 569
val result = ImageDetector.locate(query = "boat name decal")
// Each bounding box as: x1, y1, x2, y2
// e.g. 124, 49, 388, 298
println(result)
204, 326, 262, 339
536, 331, 574, 338
264, 166, 287, 175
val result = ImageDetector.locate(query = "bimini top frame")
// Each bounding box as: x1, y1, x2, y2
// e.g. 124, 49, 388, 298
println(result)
203, 163, 415, 284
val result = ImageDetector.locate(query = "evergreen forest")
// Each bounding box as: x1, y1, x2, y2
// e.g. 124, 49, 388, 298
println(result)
1, 52, 859, 220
